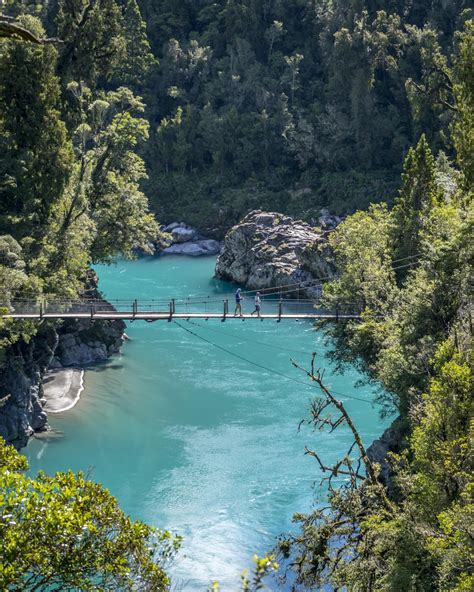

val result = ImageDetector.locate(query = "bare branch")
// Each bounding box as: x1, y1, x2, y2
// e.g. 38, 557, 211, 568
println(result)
304, 446, 365, 482
0, 16, 63, 45
294, 354, 395, 513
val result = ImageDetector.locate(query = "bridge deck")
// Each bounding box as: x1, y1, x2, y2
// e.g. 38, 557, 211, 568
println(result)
1, 312, 359, 321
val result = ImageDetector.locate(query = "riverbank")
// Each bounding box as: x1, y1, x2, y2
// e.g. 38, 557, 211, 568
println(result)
0, 270, 126, 448
42, 368, 85, 413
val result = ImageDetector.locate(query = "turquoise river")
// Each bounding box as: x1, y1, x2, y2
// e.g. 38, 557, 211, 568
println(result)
26, 256, 388, 590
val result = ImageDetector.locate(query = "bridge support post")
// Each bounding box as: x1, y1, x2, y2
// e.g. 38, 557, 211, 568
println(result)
222, 299, 228, 322
168, 301, 173, 322
172, 298, 176, 314
278, 299, 282, 322
335, 305, 339, 323
90, 305, 95, 320
133, 299, 137, 318
39, 302, 43, 320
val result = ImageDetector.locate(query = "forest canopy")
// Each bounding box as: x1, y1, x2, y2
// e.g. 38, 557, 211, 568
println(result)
2, 1, 472, 234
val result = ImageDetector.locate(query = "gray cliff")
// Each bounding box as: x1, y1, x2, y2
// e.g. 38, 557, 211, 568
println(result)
215, 210, 335, 297
0, 272, 125, 449
367, 418, 407, 497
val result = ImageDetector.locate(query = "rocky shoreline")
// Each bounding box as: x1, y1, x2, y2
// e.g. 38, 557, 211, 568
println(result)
160, 222, 222, 257
0, 272, 126, 449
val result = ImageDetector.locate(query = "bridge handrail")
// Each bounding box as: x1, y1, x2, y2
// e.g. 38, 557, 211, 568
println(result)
2, 297, 363, 319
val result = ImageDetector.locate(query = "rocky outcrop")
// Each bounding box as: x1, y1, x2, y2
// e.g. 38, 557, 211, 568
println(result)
0, 272, 126, 449
367, 418, 407, 497
164, 222, 198, 244
50, 317, 125, 368
215, 210, 335, 297
160, 222, 223, 256
0, 328, 55, 448
318, 208, 343, 231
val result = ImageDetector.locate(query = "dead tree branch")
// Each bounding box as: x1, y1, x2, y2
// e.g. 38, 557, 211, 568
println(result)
293, 353, 395, 512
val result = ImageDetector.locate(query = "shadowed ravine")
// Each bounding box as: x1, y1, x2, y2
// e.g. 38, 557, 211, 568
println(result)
26, 256, 388, 590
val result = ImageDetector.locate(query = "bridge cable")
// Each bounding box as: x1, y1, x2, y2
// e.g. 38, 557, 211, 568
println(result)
183, 253, 424, 300
186, 319, 324, 356
173, 321, 381, 406
168, 258, 422, 308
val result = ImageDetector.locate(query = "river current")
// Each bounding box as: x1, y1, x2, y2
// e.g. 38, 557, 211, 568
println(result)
26, 256, 387, 590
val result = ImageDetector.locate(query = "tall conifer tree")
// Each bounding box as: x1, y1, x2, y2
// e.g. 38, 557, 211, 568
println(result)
0, 15, 73, 246
391, 134, 439, 277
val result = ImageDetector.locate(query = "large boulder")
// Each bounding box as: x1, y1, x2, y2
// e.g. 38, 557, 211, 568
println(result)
159, 222, 223, 256
215, 210, 335, 297
170, 225, 197, 243
162, 239, 222, 257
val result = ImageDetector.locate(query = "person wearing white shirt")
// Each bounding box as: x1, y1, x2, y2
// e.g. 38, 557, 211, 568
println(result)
251, 292, 261, 317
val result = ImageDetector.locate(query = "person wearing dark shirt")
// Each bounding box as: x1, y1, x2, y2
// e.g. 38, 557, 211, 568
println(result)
234, 288, 243, 317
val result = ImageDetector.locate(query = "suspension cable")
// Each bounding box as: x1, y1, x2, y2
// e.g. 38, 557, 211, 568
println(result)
185, 319, 324, 355
173, 321, 381, 406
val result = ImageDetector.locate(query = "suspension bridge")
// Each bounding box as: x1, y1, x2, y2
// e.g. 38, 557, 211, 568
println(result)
0, 254, 424, 323
0, 281, 362, 322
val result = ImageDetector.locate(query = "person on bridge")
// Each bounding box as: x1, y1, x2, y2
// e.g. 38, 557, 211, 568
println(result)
234, 288, 243, 317
251, 292, 261, 317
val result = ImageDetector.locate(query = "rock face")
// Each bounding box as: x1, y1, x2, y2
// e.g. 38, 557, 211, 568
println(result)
215, 210, 335, 297
0, 272, 126, 449
318, 208, 343, 231
160, 222, 222, 256
51, 317, 125, 368
0, 330, 54, 448
367, 418, 407, 497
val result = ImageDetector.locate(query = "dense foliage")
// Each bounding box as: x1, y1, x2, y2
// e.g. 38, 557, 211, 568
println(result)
0, 437, 180, 590
2, 0, 471, 233
280, 21, 473, 591
6, 1, 470, 234
135, 0, 471, 233
0, 2, 159, 351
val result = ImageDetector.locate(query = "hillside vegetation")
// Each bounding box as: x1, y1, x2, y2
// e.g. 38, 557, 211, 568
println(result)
135, 0, 472, 232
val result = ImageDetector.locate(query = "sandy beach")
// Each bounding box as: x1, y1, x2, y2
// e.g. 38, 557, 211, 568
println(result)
42, 368, 84, 413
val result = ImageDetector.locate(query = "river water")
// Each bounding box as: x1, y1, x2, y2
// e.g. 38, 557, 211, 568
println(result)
26, 256, 386, 590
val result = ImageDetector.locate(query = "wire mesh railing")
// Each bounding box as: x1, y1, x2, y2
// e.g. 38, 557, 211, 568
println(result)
1, 296, 363, 319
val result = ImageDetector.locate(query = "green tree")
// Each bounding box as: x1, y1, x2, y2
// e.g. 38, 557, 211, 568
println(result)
0, 436, 180, 591
452, 20, 474, 189
326, 203, 397, 313
61, 83, 159, 263
0, 236, 27, 306
117, 0, 156, 87
391, 134, 440, 277
56, 0, 126, 85
283, 52, 303, 106
0, 15, 73, 245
